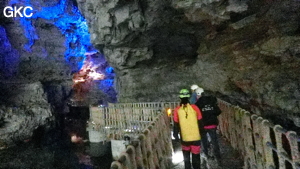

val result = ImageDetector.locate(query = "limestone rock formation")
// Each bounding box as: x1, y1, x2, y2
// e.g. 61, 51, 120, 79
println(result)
0, 0, 115, 146
0, 81, 52, 146
76, 0, 300, 127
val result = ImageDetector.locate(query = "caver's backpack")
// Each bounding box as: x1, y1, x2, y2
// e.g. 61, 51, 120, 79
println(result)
195, 96, 221, 126
177, 104, 201, 141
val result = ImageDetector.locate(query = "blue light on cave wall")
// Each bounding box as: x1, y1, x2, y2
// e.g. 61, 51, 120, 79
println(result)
7, 0, 116, 102
11, 0, 91, 70
0, 27, 20, 77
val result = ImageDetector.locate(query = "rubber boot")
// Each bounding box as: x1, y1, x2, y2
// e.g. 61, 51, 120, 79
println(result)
192, 153, 201, 169
183, 150, 191, 169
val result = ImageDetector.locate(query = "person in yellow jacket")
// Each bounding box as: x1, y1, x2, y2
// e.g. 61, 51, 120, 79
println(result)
173, 89, 205, 169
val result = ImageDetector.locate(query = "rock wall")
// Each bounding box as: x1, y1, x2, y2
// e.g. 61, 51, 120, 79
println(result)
0, 0, 74, 146
0, 0, 70, 145
77, 0, 300, 127
0, 0, 116, 145
0, 81, 52, 147
1, 0, 78, 81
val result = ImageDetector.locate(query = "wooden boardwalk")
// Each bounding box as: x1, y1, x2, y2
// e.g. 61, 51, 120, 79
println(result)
171, 133, 243, 169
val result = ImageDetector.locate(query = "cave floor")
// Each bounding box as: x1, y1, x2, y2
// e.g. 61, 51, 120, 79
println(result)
171, 134, 244, 169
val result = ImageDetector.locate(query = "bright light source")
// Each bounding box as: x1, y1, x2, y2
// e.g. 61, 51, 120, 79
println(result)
71, 134, 83, 143
124, 129, 135, 133
73, 56, 105, 84
167, 108, 172, 117
172, 151, 183, 164
72, 54, 106, 100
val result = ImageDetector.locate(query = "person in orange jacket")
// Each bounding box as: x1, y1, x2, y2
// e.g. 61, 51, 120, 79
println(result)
173, 89, 205, 169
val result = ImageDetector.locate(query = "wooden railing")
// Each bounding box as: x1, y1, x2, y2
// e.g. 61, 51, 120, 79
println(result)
89, 107, 162, 138
89, 102, 179, 168
218, 100, 300, 169
108, 102, 179, 109
89, 100, 300, 168
110, 113, 173, 169
89, 102, 179, 137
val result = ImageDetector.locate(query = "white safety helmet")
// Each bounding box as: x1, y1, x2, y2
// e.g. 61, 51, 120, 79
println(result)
190, 84, 199, 90
196, 88, 204, 96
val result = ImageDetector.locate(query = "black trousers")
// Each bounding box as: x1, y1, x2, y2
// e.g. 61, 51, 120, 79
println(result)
201, 128, 221, 159
183, 150, 200, 169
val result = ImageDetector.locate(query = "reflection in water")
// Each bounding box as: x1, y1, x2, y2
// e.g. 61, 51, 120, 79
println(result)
63, 111, 112, 169
0, 108, 112, 169
71, 135, 84, 143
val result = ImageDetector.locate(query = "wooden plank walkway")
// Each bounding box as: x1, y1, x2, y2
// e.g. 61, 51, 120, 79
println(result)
171, 133, 243, 169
